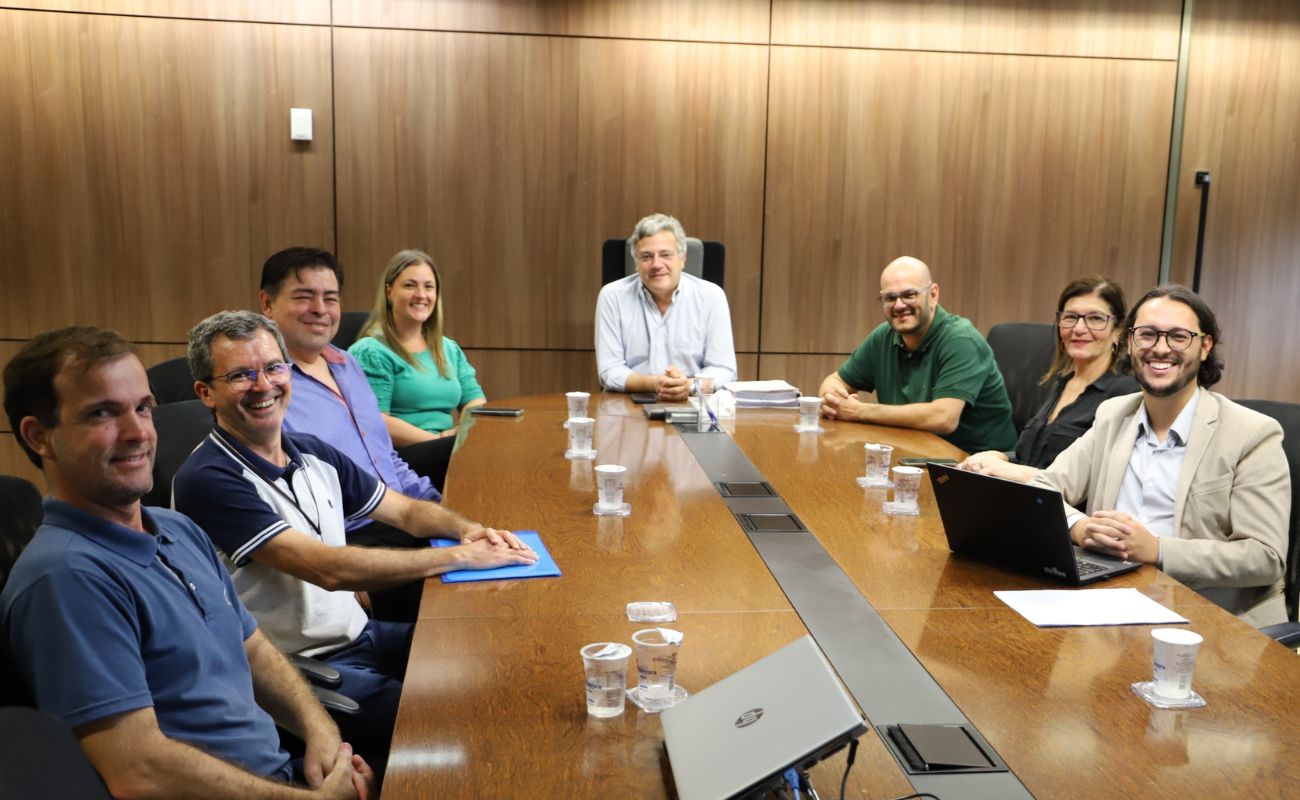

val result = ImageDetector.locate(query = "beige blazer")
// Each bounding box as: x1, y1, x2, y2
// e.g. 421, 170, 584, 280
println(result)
1035, 388, 1290, 627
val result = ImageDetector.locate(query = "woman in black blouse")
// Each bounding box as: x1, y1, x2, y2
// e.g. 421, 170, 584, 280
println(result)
961, 275, 1139, 481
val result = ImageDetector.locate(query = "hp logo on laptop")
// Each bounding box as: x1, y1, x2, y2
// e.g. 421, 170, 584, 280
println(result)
735, 708, 764, 728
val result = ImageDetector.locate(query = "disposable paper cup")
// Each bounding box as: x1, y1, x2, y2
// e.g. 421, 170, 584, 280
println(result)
1152, 628, 1203, 700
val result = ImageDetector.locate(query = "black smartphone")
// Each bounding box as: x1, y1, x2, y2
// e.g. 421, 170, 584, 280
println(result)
630, 392, 659, 404
899, 457, 957, 466
470, 407, 524, 417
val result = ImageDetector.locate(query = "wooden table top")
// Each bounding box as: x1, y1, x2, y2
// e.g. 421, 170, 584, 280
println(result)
385, 394, 1300, 799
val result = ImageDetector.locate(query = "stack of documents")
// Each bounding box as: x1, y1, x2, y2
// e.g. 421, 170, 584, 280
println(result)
723, 380, 801, 408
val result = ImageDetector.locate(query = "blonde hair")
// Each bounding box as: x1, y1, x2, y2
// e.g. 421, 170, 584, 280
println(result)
361, 249, 448, 376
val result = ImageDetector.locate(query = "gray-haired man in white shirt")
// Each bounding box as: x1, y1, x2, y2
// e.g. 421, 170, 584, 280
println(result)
595, 213, 737, 402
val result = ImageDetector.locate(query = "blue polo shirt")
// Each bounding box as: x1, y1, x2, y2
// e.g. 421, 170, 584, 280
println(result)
0, 501, 291, 781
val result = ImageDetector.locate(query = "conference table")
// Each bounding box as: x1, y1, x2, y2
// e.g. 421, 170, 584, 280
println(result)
383, 393, 1300, 799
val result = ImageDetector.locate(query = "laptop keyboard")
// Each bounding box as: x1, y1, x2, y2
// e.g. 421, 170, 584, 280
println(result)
1075, 559, 1106, 577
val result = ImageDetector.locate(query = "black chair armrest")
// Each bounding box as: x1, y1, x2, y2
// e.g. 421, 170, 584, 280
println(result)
312, 687, 361, 717
1260, 621, 1300, 648
290, 653, 342, 689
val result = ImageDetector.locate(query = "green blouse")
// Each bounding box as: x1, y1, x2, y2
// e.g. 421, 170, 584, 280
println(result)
348, 335, 486, 434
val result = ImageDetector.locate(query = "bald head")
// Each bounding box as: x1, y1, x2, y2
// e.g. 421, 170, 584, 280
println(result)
880, 256, 932, 289
879, 256, 939, 346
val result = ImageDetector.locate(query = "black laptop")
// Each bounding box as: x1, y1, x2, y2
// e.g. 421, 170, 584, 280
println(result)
928, 463, 1141, 585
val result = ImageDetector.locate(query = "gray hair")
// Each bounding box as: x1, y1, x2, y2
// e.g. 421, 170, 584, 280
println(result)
188, 310, 290, 382
627, 213, 687, 261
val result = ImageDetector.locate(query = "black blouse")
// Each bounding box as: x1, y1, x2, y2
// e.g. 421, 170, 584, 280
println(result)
1014, 371, 1140, 469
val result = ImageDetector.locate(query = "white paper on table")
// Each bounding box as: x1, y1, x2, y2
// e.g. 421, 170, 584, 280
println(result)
994, 588, 1189, 627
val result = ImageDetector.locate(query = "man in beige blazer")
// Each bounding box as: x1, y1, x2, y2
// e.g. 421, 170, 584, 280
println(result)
1034, 285, 1290, 626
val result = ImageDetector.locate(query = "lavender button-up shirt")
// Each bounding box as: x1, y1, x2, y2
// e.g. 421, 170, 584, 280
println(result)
282, 345, 439, 531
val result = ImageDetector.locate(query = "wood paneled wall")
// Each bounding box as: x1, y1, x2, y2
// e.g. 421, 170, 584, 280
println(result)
332, 0, 770, 43
333, 29, 768, 351
762, 46, 1175, 354
1, 0, 329, 24
0, 9, 334, 342
770, 0, 1183, 59
5, 0, 1291, 427
1170, 0, 1300, 401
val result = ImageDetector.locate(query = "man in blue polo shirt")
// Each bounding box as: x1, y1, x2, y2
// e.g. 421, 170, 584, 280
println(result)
818, 256, 1017, 454
173, 311, 536, 787
1, 326, 370, 799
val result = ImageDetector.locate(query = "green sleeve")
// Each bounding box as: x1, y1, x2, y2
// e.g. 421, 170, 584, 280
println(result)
837, 330, 880, 392
444, 338, 486, 405
348, 337, 399, 412
929, 333, 987, 404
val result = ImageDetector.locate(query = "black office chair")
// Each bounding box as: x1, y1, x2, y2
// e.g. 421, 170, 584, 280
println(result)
1237, 399, 1300, 630
0, 475, 42, 590
986, 322, 1057, 432
146, 356, 197, 405
142, 400, 214, 509
0, 475, 43, 709
397, 437, 455, 495
0, 707, 112, 798
331, 311, 371, 350
601, 237, 725, 288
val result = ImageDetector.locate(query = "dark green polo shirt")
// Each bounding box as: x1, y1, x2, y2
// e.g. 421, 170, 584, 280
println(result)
836, 305, 1017, 453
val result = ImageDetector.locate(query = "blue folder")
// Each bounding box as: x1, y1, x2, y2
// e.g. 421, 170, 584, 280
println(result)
430, 530, 560, 584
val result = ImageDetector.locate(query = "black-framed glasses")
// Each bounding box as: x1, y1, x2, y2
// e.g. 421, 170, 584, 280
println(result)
1056, 311, 1116, 331
1129, 326, 1204, 352
879, 284, 932, 306
207, 362, 292, 390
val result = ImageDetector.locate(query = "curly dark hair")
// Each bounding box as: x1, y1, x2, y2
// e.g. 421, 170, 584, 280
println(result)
1117, 284, 1223, 388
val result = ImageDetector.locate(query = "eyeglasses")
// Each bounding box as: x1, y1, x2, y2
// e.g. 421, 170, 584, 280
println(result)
1128, 326, 1204, 352
879, 284, 932, 306
1056, 311, 1116, 331
207, 362, 292, 390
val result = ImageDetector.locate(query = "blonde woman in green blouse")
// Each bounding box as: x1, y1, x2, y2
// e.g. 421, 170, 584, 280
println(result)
349, 250, 486, 446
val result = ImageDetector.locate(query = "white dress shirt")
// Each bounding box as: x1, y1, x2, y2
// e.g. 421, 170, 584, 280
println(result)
1115, 391, 1200, 539
594, 272, 738, 391
1065, 391, 1200, 566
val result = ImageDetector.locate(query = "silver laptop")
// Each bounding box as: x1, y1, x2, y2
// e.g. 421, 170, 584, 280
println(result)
928, 463, 1141, 585
661, 636, 867, 800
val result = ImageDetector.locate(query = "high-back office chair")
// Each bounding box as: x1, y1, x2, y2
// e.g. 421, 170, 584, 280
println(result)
331, 311, 371, 350
0, 475, 42, 590
397, 437, 454, 496
1237, 400, 1300, 628
0, 475, 44, 709
142, 399, 213, 509
986, 322, 1057, 432
601, 237, 726, 288
0, 707, 112, 799
146, 356, 197, 405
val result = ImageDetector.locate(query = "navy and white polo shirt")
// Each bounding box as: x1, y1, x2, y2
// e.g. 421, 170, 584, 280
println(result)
174, 425, 385, 657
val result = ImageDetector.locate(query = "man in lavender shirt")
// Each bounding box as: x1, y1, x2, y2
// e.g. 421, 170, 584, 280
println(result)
258, 247, 464, 621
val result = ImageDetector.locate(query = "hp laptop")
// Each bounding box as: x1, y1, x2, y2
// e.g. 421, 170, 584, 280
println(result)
928, 463, 1141, 585
661, 636, 867, 800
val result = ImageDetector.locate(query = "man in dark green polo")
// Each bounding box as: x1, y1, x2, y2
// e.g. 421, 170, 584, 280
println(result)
817, 256, 1016, 454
